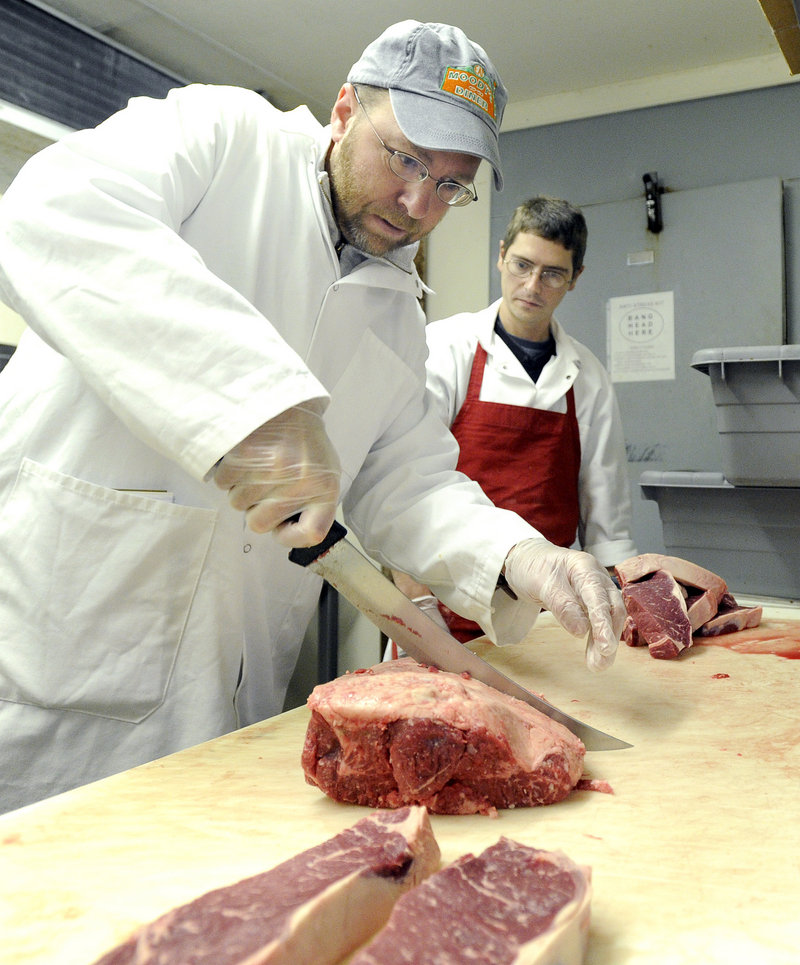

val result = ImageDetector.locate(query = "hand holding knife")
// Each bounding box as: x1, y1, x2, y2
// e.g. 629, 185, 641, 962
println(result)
290, 521, 631, 751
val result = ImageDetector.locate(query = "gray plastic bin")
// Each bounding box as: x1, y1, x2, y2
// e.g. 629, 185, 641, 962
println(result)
691, 345, 800, 486
640, 470, 800, 600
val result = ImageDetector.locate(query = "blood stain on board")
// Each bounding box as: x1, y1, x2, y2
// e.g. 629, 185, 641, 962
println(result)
693, 619, 800, 660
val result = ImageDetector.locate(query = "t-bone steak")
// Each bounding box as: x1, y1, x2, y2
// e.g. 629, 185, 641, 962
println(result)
301, 660, 585, 816
90, 806, 440, 965
349, 837, 591, 965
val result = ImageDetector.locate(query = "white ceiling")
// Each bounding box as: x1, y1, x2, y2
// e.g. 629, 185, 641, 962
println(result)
26, 0, 800, 130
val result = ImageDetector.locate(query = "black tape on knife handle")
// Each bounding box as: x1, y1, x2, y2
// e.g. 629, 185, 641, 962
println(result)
288, 519, 348, 567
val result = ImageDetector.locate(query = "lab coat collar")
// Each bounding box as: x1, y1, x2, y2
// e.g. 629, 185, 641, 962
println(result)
477, 299, 582, 382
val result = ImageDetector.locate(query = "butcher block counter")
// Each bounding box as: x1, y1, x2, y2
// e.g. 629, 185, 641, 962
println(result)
2, 599, 799, 965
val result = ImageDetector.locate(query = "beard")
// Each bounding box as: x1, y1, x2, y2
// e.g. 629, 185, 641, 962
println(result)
328, 128, 424, 257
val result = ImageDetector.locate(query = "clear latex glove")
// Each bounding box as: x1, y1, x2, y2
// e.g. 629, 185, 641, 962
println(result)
212, 401, 341, 547
503, 538, 626, 671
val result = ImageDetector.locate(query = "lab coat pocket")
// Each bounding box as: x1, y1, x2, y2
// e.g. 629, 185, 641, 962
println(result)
0, 458, 217, 722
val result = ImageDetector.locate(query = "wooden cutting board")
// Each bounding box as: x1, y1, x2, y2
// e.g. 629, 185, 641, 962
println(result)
1, 600, 799, 964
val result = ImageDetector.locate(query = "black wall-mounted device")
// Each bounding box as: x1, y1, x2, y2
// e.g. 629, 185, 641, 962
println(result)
642, 172, 664, 234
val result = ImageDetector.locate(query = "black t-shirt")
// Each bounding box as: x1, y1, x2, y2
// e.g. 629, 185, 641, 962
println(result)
493, 316, 555, 383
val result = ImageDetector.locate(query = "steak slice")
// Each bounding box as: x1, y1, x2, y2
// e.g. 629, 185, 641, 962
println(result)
621, 569, 692, 659
616, 553, 728, 632
617, 555, 763, 657
685, 587, 723, 632
615, 553, 728, 605
302, 661, 585, 816
349, 837, 591, 965
695, 592, 763, 636
91, 806, 440, 965
621, 614, 641, 648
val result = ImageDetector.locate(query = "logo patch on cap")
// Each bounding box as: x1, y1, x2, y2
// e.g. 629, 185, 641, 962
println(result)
440, 63, 497, 121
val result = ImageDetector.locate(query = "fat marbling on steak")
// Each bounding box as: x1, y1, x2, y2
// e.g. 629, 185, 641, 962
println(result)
302, 660, 585, 816
90, 806, 439, 965
350, 837, 591, 965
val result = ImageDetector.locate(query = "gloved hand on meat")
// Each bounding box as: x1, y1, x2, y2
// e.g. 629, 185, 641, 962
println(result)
212, 400, 341, 546
504, 538, 626, 671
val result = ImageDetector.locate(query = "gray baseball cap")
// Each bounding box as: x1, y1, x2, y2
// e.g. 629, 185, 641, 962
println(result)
347, 20, 507, 190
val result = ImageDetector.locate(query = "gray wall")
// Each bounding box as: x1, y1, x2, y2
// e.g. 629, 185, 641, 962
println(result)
493, 81, 800, 340
493, 81, 800, 557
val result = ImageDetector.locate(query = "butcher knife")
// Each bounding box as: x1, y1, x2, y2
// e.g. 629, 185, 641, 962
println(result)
289, 521, 631, 751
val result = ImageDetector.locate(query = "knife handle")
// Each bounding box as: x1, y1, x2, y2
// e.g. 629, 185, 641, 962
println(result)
288, 519, 348, 566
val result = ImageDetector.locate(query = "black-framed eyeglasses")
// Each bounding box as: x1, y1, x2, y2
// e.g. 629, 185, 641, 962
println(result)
352, 86, 478, 208
503, 256, 572, 290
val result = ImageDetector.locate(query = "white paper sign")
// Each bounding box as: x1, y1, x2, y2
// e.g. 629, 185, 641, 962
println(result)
606, 291, 675, 383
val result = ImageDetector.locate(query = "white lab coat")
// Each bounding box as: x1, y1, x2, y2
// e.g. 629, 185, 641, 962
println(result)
0, 85, 540, 811
425, 301, 637, 566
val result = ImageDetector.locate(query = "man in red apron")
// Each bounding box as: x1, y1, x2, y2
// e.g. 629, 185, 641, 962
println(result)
391, 196, 635, 645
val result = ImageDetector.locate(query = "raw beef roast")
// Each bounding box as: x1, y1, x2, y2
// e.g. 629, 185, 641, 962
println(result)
90, 806, 440, 965
302, 660, 585, 816
350, 837, 591, 965
616, 555, 762, 659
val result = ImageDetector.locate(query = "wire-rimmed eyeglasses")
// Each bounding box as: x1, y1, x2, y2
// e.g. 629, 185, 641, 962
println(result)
352, 86, 478, 208
503, 255, 572, 290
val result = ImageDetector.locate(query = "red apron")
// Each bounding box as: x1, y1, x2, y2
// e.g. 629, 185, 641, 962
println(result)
440, 343, 581, 641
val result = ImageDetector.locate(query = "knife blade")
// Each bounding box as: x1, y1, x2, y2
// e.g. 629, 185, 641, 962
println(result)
289, 521, 631, 751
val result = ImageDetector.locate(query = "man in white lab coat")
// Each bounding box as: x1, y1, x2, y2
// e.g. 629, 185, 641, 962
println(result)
0, 22, 624, 812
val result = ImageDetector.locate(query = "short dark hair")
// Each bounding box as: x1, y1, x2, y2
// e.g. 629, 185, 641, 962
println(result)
502, 196, 588, 274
